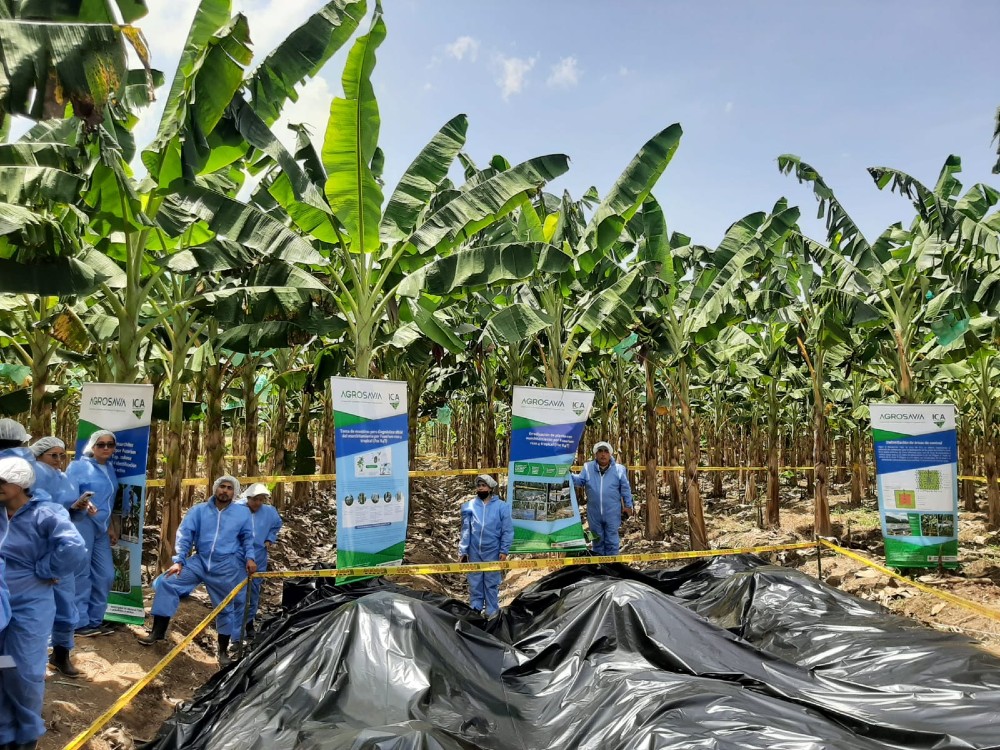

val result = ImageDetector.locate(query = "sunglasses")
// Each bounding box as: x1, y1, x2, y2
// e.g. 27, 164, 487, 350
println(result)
45, 452, 68, 459
94, 442, 116, 449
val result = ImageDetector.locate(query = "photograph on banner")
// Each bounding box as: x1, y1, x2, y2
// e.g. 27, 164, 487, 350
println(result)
507, 386, 593, 552
332, 378, 409, 573
75, 383, 154, 623
870, 403, 959, 568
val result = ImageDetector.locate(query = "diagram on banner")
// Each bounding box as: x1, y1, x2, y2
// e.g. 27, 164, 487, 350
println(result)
881, 465, 953, 512
355, 449, 392, 477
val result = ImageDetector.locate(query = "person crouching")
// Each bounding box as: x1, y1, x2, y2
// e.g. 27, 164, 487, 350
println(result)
138, 475, 255, 667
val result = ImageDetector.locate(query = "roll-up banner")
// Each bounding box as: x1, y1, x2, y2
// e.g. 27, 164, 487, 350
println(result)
507, 386, 593, 552
332, 377, 409, 575
870, 403, 959, 569
76, 383, 154, 624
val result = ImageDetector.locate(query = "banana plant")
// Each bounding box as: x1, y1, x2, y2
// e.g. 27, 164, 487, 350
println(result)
0, 0, 151, 134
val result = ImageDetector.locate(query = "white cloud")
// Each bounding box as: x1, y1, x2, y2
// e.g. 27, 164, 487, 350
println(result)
547, 56, 581, 88
446, 35, 480, 62
724, 101, 734, 114
495, 55, 536, 100
423, 82, 434, 91
272, 75, 334, 154
619, 65, 630, 77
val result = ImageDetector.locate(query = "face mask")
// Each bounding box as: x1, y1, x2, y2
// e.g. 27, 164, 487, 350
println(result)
476, 489, 491, 499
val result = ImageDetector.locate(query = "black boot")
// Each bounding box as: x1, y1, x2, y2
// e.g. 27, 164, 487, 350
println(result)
49, 645, 80, 677
12, 742, 37, 750
138, 615, 170, 645
218, 634, 232, 667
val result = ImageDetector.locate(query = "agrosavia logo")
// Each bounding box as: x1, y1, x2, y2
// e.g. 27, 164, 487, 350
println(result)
89, 394, 147, 419
521, 397, 565, 409
882, 410, 948, 429
340, 389, 401, 410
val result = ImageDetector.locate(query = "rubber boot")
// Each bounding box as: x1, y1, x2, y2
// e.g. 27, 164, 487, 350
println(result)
12, 742, 37, 750
49, 645, 80, 677
218, 634, 232, 668
138, 615, 170, 645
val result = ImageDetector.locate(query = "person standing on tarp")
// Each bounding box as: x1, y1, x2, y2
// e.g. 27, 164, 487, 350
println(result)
32, 437, 89, 677
458, 475, 513, 619
139, 475, 256, 667
65, 430, 120, 637
572, 442, 633, 556
0, 456, 87, 750
235, 483, 282, 637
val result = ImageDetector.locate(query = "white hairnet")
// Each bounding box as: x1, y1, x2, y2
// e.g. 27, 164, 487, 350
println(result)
592, 441, 614, 456
82, 430, 117, 457
30, 436, 65, 458
243, 482, 270, 498
475, 474, 498, 490
0, 456, 35, 489
0, 418, 30, 443
213, 475, 241, 496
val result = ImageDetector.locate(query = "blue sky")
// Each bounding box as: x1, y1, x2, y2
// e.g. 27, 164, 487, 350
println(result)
134, 0, 999, 245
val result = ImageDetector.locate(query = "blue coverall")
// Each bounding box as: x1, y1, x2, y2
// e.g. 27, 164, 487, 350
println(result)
573, 458, 633, 556
65, 455, 119, 630
0, 495, 87, 745
151, 498, 255, 639
458, 494, 513, 616
0, 513, 9, 632
33, 461, 82, 648
241, 503, 282, 624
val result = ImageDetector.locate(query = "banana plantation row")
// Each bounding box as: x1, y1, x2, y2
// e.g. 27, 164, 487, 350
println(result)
2, 2, 1000, 570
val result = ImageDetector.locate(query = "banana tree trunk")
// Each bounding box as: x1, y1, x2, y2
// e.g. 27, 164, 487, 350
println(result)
28, 339, 53, 438
271, 387, 288, 511
677, 363, 707, 550
159, 373, 186, 573
849, 429, 862, 507
764, 378, 780, 527
243, 364, 259, 477
960, 427, 977, 512
812, 374, 831, 537
643, 355, 663, 539
184, 417, 201, 509
204, 359, 225, 489
292, 392, 313, 508
986, 435, 1000, 530
320, 391, 335, 490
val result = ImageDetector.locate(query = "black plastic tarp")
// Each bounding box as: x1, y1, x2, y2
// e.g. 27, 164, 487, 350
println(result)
142, 556, 1000, 750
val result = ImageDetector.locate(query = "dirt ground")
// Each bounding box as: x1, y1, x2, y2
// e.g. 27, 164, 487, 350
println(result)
39, 470, 1000, 750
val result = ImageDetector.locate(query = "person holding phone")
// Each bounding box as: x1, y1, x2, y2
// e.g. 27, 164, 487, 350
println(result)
66, 430, 120, 637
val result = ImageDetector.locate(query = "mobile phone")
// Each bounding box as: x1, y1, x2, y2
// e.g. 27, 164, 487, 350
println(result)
81, 491, 95, 499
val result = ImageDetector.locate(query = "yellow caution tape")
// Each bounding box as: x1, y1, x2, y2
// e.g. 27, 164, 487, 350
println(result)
254, 542, 817, 580
819, 539, 1000, 624
61, 578, 249, 750
144, 466, 852, 488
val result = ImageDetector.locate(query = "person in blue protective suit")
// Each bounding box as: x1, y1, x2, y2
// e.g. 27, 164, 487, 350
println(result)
458, 475, 513, 619
65, 430, 120, 637
0, 420, 36, 656
32, 437, 88, 677
235, 483, 282, 637
0, 456, 87, 750
139, 475, 256, 667
572, 441, 634, 556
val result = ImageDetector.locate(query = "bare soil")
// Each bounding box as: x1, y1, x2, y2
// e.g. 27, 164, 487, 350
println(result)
40, 470, 1000, 749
